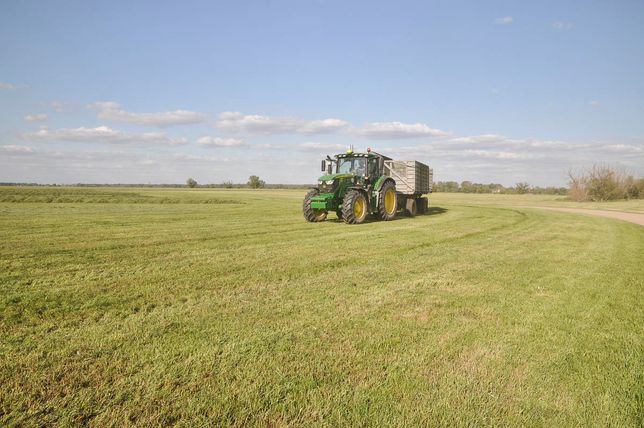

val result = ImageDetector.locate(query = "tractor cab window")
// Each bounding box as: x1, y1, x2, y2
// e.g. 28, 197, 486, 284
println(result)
368, 158, 378, 177
337, 157, 366, 175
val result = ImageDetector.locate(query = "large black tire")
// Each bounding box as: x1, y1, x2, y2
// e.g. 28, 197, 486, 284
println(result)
303, 189, 327, 222
377, 180, 397, 221
417, 197, 428, 214
342, 190, 368, 224
405, 198, 417, 217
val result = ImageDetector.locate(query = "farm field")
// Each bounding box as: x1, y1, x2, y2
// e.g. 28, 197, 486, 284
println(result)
1, 187, 642, 426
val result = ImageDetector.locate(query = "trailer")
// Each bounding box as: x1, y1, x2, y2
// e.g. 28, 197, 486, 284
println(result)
383, 160, 433, 215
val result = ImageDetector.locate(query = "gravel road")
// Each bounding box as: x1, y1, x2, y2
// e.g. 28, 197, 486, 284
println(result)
530, 207, 644, 226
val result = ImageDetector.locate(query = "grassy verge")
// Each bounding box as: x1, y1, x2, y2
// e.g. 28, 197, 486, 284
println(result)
1, 188, 642, 426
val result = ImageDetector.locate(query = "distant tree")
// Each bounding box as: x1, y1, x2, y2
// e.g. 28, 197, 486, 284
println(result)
514, 182, 530, 194
186, 178, 197, 188
223, 180, 234, 189
434, 181, 460, 192
248, 175, 265, 189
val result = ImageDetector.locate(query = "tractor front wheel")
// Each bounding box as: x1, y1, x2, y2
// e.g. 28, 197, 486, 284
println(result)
342, 190, 368, 224
303, 189, 327, 222
377, 181, 397, 221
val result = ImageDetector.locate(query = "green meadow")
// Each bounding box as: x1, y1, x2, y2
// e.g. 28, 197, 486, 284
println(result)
1, 187, 642, 426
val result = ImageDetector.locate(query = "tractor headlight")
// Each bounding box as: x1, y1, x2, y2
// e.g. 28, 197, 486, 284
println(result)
318, 179, 336, 192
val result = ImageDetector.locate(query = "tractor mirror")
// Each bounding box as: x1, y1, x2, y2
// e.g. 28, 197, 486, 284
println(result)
321, 160, 326, 171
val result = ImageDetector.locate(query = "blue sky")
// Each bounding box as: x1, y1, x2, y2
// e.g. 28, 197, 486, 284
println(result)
1, 0, 643, 185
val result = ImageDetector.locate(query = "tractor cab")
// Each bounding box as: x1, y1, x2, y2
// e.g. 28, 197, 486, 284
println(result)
322, 149, 390, 181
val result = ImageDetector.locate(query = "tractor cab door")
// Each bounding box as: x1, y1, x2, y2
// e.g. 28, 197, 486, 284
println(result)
367, 157, 379, 179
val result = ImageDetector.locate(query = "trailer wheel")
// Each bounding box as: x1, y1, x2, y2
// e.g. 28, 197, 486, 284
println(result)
416, 197, 428, 214
405, 198, 417, 217
335, 209, 343, 219
377, 181, 397, 221
342, 190, 368, 224
303, 189, 327, 222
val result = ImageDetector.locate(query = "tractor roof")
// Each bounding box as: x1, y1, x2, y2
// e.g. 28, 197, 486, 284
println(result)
336, 151, 391, 160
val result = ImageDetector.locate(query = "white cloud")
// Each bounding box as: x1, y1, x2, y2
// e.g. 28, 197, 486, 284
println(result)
1, 144, 35, 153
196, 136, 247, 147
495, 16, 513, 24
448, 134, 505, 144
20, 126, 187, 146
50, 101, 65, 112
596, 144, 642, 154
216, 111, 348, 135
590, 100, 600, 107
88, 101, 208, 127
0, 82, 16, 90
24, 113, 48, 122
253, 143, 287, 150
354, 121, 448, 139
297, 142, 347, 151
552, 21, 573, 30
462, 149, 539, 160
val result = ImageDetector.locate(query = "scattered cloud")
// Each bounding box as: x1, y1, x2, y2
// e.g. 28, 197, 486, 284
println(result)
24, 113, 48, 122
0, 82, 16, 90
448, 134, 505, 145
596, 144, 642, 154
1, 144, 35, 153
196, 136, 247, 147
20, 126, 187, 145
552, 21, 573, 30
495, 16, 513, 24
590, 100, 600, 107
297, 142, 347, 151
353, 121, 448, 139
50, 101, 65, 112
216, 111, 348, 135
88, 101, 208, 127
383, 134, 644, 182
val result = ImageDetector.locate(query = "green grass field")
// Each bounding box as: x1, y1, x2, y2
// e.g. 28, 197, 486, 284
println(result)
1, 187, 642, 426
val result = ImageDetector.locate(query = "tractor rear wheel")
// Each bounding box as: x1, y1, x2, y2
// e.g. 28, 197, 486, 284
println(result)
342, 190, 368, 224
303, 189, 327, 222
377, 181, 397, 221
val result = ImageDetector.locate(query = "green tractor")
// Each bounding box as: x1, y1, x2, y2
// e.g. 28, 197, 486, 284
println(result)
303, 148, 432, 224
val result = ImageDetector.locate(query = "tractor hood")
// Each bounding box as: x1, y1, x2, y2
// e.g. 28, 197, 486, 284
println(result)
317, 173, 353, 182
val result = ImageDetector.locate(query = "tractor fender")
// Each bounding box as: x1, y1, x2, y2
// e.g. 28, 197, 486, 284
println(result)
374, 176, 395, 192
348, 186, 369, 197
373, 177, 396, 207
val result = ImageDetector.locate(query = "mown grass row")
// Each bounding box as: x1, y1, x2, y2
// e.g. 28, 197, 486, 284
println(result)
1, 189, 642, 426
0, 187, 243, 204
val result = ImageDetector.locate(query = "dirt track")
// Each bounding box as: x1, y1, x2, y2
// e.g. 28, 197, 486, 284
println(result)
531, 207, 644, 226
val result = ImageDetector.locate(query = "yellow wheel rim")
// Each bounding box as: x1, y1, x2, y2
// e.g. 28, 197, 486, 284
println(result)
353, 197, 365, 219
384, 188, 396, 215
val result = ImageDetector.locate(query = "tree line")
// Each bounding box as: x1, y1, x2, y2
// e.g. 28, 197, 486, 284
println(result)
432, 181, 568, 195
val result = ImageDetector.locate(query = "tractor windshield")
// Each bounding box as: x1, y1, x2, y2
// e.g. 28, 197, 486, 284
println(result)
337, 157, 366, 175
